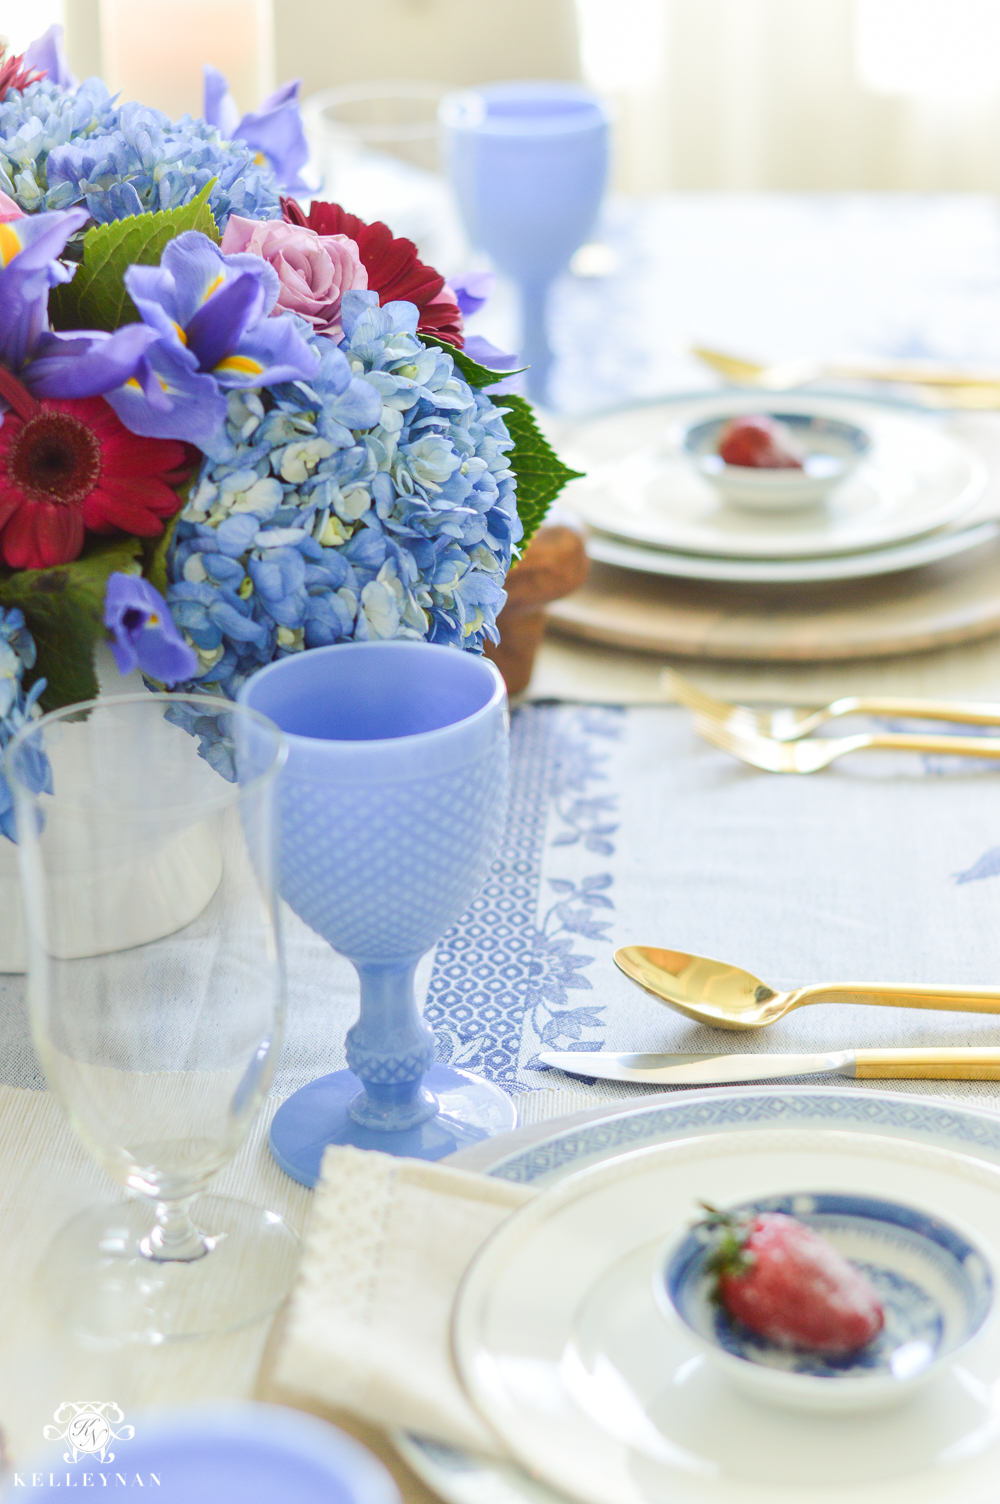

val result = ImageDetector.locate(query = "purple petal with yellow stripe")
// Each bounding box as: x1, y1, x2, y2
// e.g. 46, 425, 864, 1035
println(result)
0, 207, 88, 371
184, 270, 267, 371
233, 79, 311, 195
210, 314, 319, 389
104, 573, 198, 685
106, 344, 228, 447
122, 262, 194, 352
23, 323, 162, 398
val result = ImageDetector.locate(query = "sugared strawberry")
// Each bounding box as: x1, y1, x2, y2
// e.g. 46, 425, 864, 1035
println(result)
717, 415, 805, 470
700, 1204, 884, 1355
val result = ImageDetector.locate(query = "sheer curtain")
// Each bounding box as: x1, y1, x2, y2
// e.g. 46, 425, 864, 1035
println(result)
46, 0, 1000, 193
579, 0, 1000, 192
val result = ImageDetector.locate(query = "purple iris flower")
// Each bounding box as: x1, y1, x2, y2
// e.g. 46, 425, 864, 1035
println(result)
0, 207, 88, 372
103, 574, 198, 685
24, 24, 78, 89
106, 231, 318, 444
124, 232, 318, 389
204, 66, 311, 195
0, 206, 191, 421
450, 271, 495, 319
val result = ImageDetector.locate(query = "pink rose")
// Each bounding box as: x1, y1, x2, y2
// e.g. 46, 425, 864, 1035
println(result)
0, 191, 24, 223
220, 216, 368, 341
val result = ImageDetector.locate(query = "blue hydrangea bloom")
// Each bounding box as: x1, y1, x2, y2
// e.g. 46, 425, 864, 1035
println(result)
164, 291, 522, 700
0, 606, 49, 843
0, 78, 280, 228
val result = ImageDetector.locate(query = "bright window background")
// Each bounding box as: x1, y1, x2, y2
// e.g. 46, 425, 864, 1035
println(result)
0, 0, 63, 55
574, 0, 1000, 191
31, 0, 1000, 194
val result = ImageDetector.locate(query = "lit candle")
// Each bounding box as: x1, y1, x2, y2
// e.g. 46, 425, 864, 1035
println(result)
99, 0, 274, 121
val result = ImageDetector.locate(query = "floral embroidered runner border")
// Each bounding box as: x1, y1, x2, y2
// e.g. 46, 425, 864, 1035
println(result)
3, 702, 1000, 1109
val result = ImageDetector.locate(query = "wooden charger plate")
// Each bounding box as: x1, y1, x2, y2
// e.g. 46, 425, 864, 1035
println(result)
546, 536, 1000, 662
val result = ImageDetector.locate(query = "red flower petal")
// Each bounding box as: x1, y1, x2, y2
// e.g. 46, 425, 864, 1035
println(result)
283, 197, 464, 348
0, 499, 85, 568
81, 478, 182, 535
0, 395, 186, 567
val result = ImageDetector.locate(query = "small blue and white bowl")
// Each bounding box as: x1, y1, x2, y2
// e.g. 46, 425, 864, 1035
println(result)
655, 1192, 994, 1413
679, 412, 872, 512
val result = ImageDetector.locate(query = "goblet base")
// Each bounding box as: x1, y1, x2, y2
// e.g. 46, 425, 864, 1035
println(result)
39, 1194, 300, 1342
269, 1064, 518, 1186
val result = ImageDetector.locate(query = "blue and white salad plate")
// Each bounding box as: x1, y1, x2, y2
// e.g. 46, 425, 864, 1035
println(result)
396, 1088, 1000, 1504
659, 1190, 993, 1412
681, 411, 871, 512
554, 392, 986, 561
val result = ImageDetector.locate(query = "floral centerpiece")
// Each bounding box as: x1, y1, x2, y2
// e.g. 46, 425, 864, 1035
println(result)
0, 28, 579, 832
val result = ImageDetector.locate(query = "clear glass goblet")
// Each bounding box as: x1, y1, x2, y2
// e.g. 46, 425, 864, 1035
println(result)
5, 693, 294, 1342
440, 82, 611, 404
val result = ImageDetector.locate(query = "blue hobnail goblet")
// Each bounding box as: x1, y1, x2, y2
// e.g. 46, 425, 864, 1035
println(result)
440, 81, 611, 404
239, 641, 516, 1184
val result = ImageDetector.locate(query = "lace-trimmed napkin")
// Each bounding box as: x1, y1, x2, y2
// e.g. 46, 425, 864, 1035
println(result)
274, 1145, 536, 1455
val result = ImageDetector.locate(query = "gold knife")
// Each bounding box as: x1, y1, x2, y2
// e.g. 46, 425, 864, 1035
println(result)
539, 1047, 1000, 1085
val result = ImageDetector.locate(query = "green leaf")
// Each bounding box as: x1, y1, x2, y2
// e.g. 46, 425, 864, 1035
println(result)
0, 537, 143, 712
418, 334, 526, 390
143, 500, 187, 597
492, 393, 584, 548
49, 181, 220, 333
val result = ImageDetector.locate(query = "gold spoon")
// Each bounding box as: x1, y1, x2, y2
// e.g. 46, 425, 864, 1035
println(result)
614, 945, 1000, 1033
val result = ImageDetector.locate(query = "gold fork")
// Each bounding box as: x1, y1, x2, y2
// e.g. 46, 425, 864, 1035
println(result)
692, 712, 1000, 773
664, 668, 1000, 742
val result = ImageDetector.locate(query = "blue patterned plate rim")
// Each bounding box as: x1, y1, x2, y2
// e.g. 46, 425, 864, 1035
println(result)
482, 1086, 1000, 1185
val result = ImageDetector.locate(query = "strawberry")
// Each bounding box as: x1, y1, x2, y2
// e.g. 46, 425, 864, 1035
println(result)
717, 415, 805, 469
699, 1203, 884, 1355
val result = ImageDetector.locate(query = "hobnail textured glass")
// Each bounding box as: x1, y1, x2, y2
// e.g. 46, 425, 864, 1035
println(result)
240, 640, 516, 1182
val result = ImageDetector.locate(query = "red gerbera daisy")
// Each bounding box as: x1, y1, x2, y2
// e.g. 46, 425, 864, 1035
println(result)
281, 196, 464, 348
0, 378, 190, 570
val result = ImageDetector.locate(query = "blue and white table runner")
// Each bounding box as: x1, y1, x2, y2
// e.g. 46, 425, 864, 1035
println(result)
3, 703, 1000, 1109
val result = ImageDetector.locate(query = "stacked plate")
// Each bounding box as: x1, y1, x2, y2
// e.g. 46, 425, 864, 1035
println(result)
552, 393, 997, 586
395, 1089, 1000, 1504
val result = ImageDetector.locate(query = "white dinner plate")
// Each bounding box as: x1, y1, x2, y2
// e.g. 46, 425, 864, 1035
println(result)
453, 1129, 1000, 1504
585, 519, 1000, 583
393, 1087, 1000, 1504
555, 394, 987, 560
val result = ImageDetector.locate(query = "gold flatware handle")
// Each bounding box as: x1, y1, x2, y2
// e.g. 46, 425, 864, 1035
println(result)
804, 983, 1000, 1015
831, 362, 1000, 390
865, 733, 1000, 756
829, 697, 1000, 726
690, 344, 1000, 390
855, 1047, 1000, 1079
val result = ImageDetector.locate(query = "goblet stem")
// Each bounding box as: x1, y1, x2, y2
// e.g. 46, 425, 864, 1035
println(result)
345, 959, 439, 1131
139, 1198, 209, 1263
521, 280, 554, 405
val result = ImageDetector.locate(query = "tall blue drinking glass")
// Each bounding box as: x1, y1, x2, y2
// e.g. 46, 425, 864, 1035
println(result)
239, 641, 516, 1184
440, 81, 610, 404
